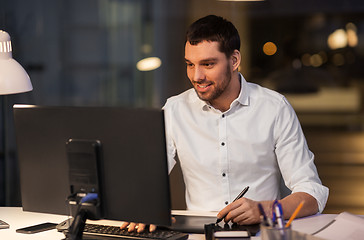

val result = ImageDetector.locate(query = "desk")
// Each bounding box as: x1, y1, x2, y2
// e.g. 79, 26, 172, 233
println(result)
0, 207, 132, 240
0, 207, 336, 239
0, 207, 66, 239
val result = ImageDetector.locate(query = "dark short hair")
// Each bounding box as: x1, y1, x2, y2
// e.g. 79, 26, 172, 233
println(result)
186, 15, 240, 57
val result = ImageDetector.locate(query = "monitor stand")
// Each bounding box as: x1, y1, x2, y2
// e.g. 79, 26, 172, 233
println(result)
64, 139, 102, 240
65, 204, 97, 240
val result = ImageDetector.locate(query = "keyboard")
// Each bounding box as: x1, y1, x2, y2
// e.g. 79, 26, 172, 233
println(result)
80, 223, 189, 240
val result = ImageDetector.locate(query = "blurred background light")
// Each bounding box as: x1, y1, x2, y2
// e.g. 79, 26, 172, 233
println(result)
310, 53, 323, 67
292, 59, 302, 69
327, 29, 347, 50
346, 23, 358, 47
318, 51, 328, 64
136, 57, 162, 71
263, 41, 277, 56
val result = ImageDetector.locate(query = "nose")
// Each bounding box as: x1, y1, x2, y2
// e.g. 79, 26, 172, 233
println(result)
192, 66, 205, 82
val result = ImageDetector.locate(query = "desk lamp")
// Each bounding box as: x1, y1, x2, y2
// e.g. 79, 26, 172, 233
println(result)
0, 30, 33, 207
0, 30, 32, 94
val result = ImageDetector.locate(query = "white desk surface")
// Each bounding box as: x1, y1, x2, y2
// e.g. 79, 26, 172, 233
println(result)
0, 207, 67, 239
0, 207, 336, 239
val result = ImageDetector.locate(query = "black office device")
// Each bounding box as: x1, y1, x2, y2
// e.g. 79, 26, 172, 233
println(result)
66, 139, 102, 202
13, 105, 181, 238
16, 222, 58, 234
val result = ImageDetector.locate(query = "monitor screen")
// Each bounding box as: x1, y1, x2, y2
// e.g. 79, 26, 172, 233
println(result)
13, 105, 171, 227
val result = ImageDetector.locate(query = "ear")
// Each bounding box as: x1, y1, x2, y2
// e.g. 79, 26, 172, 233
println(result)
230, 50, 241, 72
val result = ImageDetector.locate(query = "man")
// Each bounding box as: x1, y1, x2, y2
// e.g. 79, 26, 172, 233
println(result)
123, 15, 328, 232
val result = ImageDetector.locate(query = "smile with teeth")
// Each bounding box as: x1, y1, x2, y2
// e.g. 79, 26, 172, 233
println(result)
196, 83, 212, 91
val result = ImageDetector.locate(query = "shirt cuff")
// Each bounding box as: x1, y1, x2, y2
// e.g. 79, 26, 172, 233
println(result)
292, 183, 329, 213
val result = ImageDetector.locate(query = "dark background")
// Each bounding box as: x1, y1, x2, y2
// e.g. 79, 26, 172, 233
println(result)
1, 0, 364, 214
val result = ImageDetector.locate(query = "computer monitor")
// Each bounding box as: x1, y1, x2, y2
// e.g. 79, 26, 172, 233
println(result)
13, 105, 171, 227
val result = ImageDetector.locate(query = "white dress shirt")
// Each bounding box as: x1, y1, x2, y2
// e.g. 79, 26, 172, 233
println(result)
163, 74, 329, 213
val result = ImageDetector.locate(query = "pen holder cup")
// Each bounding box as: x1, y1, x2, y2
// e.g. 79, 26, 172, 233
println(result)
260, 224, 292, 240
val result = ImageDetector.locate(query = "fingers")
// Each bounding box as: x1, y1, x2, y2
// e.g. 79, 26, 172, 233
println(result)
120, 221, 129, 230
128, 222, 138, 232
120, 222, 157, 233
218, 198, 261, 225
217, 199, 243, 222
217, 204, 236, 221
149, 224, 157, 232
136, 223, 147, 233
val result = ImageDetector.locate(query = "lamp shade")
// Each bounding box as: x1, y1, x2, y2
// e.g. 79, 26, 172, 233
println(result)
0, 30, 32, 95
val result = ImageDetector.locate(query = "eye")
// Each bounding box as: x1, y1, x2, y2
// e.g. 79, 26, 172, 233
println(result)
186, 62, 194, 68
203, 62, 215, 68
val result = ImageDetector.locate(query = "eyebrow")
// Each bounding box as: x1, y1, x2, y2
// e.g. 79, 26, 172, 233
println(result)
185, 58, 218, 64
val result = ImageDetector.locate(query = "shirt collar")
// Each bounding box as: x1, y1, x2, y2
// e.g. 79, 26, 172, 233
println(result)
237, 73, 250, 106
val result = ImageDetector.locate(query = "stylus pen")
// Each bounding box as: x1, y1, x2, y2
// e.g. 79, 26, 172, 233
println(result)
216, 186, 249, 224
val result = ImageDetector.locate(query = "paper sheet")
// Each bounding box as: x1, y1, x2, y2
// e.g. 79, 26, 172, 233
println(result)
313, 212, 364, 240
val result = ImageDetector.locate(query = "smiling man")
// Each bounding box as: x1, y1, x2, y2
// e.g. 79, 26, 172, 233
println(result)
163, 15, 328, 225
121, 15, 328, 233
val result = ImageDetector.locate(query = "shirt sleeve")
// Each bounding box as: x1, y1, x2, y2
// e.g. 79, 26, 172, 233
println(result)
274, 97, 329, 213
162, 101, 177, 173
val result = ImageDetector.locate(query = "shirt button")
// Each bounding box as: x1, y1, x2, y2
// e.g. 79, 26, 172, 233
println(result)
221, 142, 225, 146
222, 114, 225, 118
222, 173, 226, 177
225, 201, 229, 205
